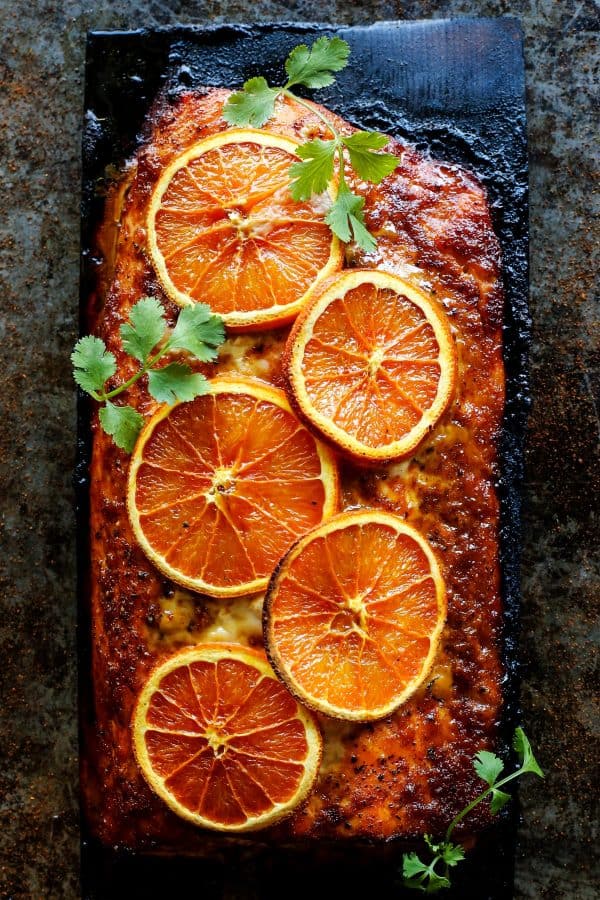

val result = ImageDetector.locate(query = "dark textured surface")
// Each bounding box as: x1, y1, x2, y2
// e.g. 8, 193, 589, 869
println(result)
0, 2, 597, 899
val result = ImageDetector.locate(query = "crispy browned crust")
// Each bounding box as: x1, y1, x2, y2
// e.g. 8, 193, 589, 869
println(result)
81, 87, 505, 850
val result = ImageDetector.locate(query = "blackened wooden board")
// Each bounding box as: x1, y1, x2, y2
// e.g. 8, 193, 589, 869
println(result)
78, 18, 528, 900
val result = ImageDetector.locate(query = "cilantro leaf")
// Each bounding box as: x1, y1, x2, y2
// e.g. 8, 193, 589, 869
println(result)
403, 840, 464, 893
403, 852, 430, 880
474, 750, 505, 787
513, 727, 544, 778
120, 297, 166, 363
284, 36, 350, 89
223, 77, 279, 128
490, 788, 512, 815
424, 834, 441, 854
148, 363, 209, 405
98, 401, 144, 453
325, 187, 376, 251
342, 131, 399, 183
425, 873, 451, 893
440, 842, 465, 867
289, 139, 336, 200
169, 305, 225, 362
71, 335, 116, 395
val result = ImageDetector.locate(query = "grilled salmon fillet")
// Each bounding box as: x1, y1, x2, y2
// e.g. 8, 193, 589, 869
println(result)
81, 87, 505, 849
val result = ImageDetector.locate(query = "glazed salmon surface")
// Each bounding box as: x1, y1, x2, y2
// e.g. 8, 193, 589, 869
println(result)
82, 88, 505, 848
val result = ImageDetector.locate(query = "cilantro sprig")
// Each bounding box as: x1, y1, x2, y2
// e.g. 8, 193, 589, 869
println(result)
223, 37, 400, 252
402, 728, 544, 893
72, 297, 225, 452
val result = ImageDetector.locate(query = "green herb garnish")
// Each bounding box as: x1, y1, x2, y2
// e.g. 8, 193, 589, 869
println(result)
72, 297, 225, 452
402, 728, 544, 893
223, 37, 400, 252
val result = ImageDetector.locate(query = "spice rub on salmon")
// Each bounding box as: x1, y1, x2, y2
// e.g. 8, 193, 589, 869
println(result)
81, 87, 505, 849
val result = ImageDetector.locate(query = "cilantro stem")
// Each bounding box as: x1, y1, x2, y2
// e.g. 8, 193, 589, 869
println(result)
281, 88, 340, 140
445, 766, 523, 841
280, 88, 350, 199
98, 341, 172, 401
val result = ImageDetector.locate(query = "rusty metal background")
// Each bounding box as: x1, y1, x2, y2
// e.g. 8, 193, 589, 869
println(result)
0, 2, 598, 899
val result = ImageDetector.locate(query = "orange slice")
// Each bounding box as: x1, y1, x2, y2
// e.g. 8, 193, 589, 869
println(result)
284, 269, 457, 463
264, 510, 446, 721
132, 644, 322, 832
127, 376, 339, 598
147, 129, 342, 330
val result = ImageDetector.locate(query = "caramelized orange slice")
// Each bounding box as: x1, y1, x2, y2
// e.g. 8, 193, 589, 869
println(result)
147, 129, 342, 330
127, 376, 339, 597
284, 269, 457, 462
264, 510, 446, 721
133, 644, 322, 831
